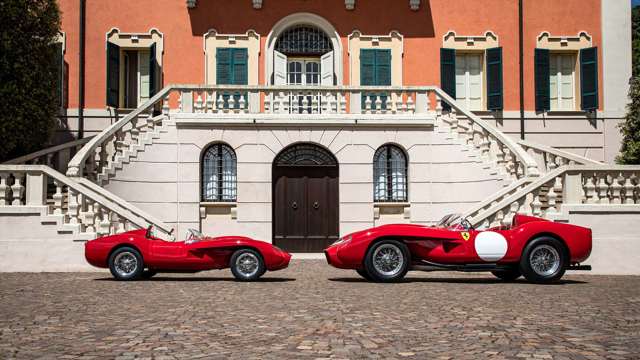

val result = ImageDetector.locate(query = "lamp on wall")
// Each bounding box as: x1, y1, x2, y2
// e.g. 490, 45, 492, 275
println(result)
345, 0, 355, 10
253, 0, 263, 9
409, 0, 420, 11
186, 0, 196, 9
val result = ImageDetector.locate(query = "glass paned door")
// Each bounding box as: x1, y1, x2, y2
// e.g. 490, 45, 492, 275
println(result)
455, 53, 483, 111
288, 58, 320, 113
550, 53, 575, 111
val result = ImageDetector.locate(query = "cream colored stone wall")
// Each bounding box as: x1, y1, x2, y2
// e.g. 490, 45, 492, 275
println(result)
104, 118, 506, 241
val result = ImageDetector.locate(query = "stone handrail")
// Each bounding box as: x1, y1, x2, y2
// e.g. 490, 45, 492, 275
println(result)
0, 165, 174, 239
463, 177, 535, 220
67, 84, 540, 181
469, 165, 640, 228
518, 139, 602, 173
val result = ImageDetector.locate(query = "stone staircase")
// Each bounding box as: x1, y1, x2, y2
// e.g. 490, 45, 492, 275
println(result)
3, 84, 640, 272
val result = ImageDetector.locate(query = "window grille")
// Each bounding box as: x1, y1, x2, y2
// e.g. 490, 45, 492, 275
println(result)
275, 144, 337, 167
202, 144, 237, 202
274, 25, 333, 56
373, 145, 408, 202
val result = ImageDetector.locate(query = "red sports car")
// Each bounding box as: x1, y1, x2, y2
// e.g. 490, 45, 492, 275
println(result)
85, 227, 291, 281
325, 214, 592, 283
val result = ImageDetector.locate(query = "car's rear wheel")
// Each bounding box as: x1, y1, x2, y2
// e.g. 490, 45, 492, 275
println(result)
491, 267, 521, 281
230, 249, 265, 281
364, 240, 410, 282
519, 236, 568, 284
108, 247, 144, 281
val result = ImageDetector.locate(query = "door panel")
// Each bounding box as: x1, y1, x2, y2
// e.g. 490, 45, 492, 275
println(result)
273, 166, 339, 252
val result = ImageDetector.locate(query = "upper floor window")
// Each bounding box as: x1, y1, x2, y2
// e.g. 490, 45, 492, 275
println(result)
202, 143, 237, 202
373, 145, 408, 203
455, 53, 483, 111
275, 25, 332, 56
534, 32, 598, 112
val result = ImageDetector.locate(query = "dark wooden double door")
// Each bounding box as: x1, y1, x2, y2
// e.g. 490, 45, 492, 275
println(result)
273, 166, 339, 252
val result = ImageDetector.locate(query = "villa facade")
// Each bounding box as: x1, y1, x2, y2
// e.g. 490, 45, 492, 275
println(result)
1, 0, 638, 271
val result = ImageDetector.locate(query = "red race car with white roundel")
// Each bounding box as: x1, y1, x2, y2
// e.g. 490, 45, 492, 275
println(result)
324, 214, 592, 283
85, 227, 291, 281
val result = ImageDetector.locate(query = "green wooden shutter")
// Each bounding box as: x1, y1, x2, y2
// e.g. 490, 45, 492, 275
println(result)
216, 48, 232, 85
375, 49, 391, 86
534, 48, 550, 112
486, 47, 503, 111
360, 49, 376, 86
580, 47, 599, 111
440, 48, 456, 100
149, 43, 157, 97
106, 42, 120, 107
232, 48, 248, 85
52, 42, 64, 108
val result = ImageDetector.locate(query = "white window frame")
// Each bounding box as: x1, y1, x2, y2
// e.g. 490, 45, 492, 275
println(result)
137, 50, 151, 106
287, 57, 321, 86
549, 53, 576, 111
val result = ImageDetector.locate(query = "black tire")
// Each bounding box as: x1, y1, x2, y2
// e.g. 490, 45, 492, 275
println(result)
108, 247, 144, 281
491, 268, 522, 281
519, 236, 568, 284
142, 270, 157, 280
230, 249, 265, 281
364, 240, 410, 283
356, 269, 373, 281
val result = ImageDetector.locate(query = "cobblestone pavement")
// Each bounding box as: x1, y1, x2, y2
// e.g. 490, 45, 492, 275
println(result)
1, 261, 639, 360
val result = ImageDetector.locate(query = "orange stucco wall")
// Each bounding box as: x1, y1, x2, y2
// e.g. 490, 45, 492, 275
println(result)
58, 0, 602, 111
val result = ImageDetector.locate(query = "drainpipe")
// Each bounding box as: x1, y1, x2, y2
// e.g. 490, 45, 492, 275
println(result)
78, 0, 86, 139
518, 0, 525, 140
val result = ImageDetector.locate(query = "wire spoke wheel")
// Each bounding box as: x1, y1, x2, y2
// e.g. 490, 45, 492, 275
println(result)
234, 252, 260, 278
529, 244, 561, 277
372, 244, 404, 276
113, 252, 138, 278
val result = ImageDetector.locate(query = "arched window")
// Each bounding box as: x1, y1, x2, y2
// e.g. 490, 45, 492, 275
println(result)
373, 145, 408, 202
274, 25, 333, 56
202, 143, 237, 202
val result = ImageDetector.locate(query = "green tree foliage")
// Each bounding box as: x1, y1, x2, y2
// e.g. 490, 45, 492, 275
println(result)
617, 78, 640, 164
0, 0, 61, 162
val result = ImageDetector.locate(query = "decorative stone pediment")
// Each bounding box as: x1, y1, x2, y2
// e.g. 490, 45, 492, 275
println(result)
537, 31, 592, 50
442, 31, 499, 50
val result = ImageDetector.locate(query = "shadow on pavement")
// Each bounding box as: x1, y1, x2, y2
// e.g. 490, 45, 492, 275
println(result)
328, 277, 588, 285
94, 277, 296, 282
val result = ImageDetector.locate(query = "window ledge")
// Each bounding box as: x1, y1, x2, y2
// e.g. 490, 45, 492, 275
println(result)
545, 110, 591, 116
374, 202, 411, 220
199, 202, 237, 219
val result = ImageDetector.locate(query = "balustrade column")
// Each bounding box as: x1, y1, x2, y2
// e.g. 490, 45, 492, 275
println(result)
0, 173, 8, 205
11, 173, 24, 205
584, 174, 598, 204
67, 187, 79, 225
84, 200, 96, 233
162, 94, 170, 115
52, 180, 64, 215
623, 176, 635, 204
596, 174, 610, 204
610, 173, 623, 204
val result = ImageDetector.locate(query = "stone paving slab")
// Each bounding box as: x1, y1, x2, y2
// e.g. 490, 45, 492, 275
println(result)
1, 260, 639, 359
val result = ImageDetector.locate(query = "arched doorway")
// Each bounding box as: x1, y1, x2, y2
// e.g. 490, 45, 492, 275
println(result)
272, 143, 339, 252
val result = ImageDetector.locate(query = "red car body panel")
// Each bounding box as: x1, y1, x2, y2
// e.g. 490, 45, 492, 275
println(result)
325, 214, 592, 270
85, 230, 291, 272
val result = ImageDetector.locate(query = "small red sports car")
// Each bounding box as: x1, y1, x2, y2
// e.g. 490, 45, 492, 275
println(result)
85, 227, 291, 281
325, 214, 592, 283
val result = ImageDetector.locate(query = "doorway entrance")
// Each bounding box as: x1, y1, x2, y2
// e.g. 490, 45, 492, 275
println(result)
272, 144, 339, 252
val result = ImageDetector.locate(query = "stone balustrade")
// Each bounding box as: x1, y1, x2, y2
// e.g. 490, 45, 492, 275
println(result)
66, 84, 539, 184
518, 139, 602, 173
469, 165, 640, 228
3, 137, 94, 174
0, 165, 174, 239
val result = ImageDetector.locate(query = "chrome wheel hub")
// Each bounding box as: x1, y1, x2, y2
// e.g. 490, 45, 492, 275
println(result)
372, 244, 404, 276
114, 252, 138, 277
529, 245, 561, 277
236, 253, 259, 277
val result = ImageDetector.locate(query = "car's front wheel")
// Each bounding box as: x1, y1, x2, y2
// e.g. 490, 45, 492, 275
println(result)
142, 270, 157, 279
108, 247, 144, 281
356, 269, 373, 281
364, 240, 410, 282
230, 249, 265, 281
519, 237, 568, 284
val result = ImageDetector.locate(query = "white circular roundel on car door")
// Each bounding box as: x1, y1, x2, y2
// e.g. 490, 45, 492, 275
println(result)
474, 231, 508, 262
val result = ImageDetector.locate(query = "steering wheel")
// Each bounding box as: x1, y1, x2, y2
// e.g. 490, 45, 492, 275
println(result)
460, 218, 474, 231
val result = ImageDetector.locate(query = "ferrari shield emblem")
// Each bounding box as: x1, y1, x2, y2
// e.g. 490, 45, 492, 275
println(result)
461, 232, 470, 241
